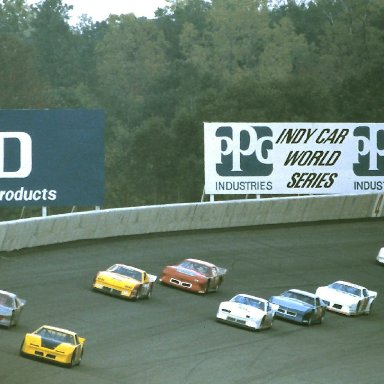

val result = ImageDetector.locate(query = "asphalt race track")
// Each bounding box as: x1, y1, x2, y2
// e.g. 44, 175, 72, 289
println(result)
1, 219, 383, 384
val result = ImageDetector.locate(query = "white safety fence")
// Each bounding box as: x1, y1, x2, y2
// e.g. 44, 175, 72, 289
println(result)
0, 194, 382, 252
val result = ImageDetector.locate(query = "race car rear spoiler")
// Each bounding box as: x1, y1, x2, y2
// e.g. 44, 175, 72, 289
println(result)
148, 274, 158, 283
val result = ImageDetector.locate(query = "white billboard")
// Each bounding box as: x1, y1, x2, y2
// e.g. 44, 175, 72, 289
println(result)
204, 122, 384, 195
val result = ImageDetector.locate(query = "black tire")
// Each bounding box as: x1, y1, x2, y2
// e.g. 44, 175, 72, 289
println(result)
356, 300, 362, 314
9, 311, 15, 328
304, 312, 313, 326
135, 287, 142, 301
204, 280, 210, 294
146, 284, 153, 299
77, 347, 83, 366
260, 315, 268, 329
68, 350, 77, 368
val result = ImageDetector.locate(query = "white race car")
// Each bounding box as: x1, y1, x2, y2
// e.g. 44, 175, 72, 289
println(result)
0, 290, 26, 328
216, 294, 277, 331
376, 247, 384, 264
316, 281, 377, 316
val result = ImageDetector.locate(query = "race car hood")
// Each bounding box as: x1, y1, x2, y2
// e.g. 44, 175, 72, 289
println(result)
98, 271, 139, 287
220, 301, 265, 319
317, 287, 360, 305
270, 296, 314, 312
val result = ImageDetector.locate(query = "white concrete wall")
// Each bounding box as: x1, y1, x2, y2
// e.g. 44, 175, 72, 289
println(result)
0, 194, 382, 252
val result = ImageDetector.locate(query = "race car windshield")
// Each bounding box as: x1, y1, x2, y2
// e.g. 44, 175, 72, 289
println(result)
282, 291, 314, 305
109, 265, 142, 281
179, 261, 211, 276
36, 328, 75, 344
232, 295, 265, 310
329, 282, 361, 296
0, 293, 13, 307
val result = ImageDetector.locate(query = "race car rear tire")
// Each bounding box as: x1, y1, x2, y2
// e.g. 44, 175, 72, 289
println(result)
146, 285, 153, 299
68, 348, 81, 368
69, 352, 76, 367
77, 348, 83, 366
135, 287, 142, 301
8, 312, 15, 328
204, 280, 211, 294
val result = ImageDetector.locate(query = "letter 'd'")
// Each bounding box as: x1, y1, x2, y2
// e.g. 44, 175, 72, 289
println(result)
0, 132, 32, 178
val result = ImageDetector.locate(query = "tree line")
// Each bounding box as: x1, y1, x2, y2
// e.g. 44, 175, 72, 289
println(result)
1, 0, 383, 218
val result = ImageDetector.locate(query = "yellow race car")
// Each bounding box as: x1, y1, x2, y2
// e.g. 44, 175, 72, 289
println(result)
20, 325, 85, 367
93, 263, 157, 300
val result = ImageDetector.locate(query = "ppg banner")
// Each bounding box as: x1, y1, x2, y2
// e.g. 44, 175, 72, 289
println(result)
0, 109, 104, 206
204, 122, 384, 195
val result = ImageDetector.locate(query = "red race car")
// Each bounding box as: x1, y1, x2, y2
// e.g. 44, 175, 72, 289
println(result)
160, 258, 227, 294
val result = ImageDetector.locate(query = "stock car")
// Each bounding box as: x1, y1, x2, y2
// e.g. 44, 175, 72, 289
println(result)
160, 258, 227, 294
0, 290, 26, 328
216, 294, 278, 331
316, 280, 377, 316
376, 247, 384, 264
20, 325, 85, 367
269, 289, 326, 325
93, 264, 157, 300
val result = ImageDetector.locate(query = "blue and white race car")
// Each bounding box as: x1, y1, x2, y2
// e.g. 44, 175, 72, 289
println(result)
269, 289, 326, 325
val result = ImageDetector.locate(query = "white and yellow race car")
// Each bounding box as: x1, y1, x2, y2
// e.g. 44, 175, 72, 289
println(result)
93, 264, 157, 300
20, 325, 85, 367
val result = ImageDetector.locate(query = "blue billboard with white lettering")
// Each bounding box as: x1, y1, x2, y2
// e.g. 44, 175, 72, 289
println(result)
0, 109, 104, 206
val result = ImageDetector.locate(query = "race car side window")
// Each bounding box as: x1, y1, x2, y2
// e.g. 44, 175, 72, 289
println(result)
362, 289, 368, 297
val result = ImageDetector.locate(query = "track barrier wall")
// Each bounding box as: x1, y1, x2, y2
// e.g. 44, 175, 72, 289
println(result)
0, 194, 382, 252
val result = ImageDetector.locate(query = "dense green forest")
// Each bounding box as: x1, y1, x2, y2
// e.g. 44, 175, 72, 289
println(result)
1, 0, 384, 217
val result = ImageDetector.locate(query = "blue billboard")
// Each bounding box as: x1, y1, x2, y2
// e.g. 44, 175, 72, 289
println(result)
0, 109, 104, 206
